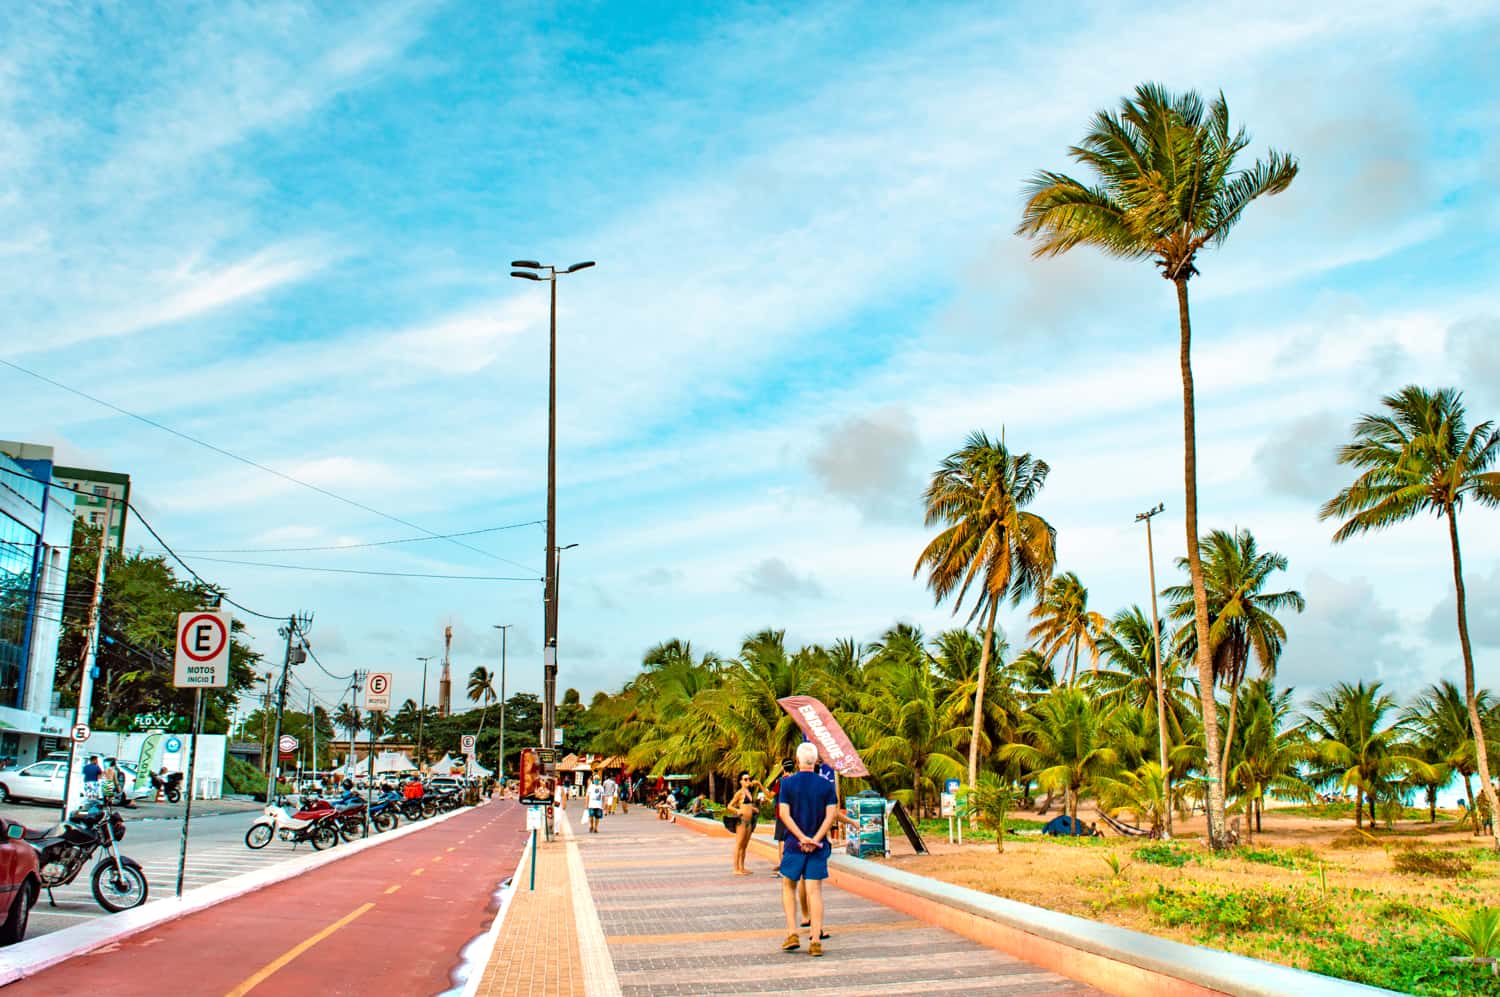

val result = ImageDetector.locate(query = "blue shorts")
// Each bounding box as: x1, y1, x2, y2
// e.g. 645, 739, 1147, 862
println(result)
589, 807, 603, 818
779, 841, 830, 881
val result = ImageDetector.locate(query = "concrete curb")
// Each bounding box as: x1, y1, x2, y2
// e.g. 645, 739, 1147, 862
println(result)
0, 801, 481, 987
670, 815, 1399, 997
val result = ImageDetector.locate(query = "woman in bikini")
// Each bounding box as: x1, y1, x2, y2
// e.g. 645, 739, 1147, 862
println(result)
727, 771, 763, 875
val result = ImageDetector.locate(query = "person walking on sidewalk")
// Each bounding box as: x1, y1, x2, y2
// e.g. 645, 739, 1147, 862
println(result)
777, 743, 837, 957
586, 776, 605, 833
603, 775, 618, 815
82, 755, 102, 800
553, 776, 568, 812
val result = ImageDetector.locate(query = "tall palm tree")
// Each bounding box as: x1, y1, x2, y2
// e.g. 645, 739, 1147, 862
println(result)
333, 703, 362, 776
1163, 528, 1304, 777
1027, 571, 1109, 686
1403, 681, 1497, 830
916, 431, 1056, 793
1303, 681, 1431, 829
1000, 688, 1119, 829
1321, 386, 1500, 850
1223, 680, 1313, 841
1018, 84, 1297, 849
931, 627, 1017, 773
468, 666, 498, 751
846, 628, 966, 817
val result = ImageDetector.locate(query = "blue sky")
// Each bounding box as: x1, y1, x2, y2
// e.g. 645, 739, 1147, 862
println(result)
3, 1, 1498, 717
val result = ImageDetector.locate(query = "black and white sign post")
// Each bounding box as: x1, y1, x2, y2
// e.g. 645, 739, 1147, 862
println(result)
364, 672, 392, 838
173, 610, 231, 898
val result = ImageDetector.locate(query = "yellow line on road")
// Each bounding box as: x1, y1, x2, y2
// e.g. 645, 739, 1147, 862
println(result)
412, 867, 425, 876
384, 884, 401, 894
446, 846, 455, 852
224, 903, 375, 996
432, 855, 444, 862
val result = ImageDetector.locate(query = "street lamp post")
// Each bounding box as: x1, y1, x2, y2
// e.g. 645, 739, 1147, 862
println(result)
493, 625, 513, 779
416, 655, 434, 768
1135, 502, 1171, 839
510, 259, 594, 750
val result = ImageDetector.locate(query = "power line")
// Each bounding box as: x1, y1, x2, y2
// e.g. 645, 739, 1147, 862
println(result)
0, 358, 540, 574
127, 504, 287, 621
174, 520, 544, 554
176, 555, 539, 582
299, 638, 353, 683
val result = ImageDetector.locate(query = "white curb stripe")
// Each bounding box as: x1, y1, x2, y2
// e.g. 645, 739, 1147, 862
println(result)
456, 819, 533, 997
561, 811, 622, 997
0, 802, 479, 987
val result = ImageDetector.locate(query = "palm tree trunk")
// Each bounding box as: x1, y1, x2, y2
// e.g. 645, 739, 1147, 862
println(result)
1175, 277, 1228, 850
968, 599, 1000, 793
1446, 509, 1500, 852
1355, 787, 1363, 829
708, 770, 716, 804
1220, 678, 1243, 780
1463, 773, 1478, 835
1426, 785, 1437, 824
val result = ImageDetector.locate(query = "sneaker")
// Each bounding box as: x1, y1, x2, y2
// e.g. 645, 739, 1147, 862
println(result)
809, 941, 823, 957
781, 934, 800, 952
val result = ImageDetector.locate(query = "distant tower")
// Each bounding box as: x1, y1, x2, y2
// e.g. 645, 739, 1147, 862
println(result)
439, 624, 453, 717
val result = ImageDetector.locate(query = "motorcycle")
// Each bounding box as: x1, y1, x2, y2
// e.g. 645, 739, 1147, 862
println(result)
330, 791, 398, 842
244, 797, 341, 850
22, 799, 148, 913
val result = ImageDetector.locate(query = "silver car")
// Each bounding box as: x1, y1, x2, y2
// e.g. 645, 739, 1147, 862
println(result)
0, 761, 67, 804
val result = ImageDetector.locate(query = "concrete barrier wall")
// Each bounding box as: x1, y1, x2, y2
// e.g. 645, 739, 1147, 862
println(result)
672, 814, 1398, 997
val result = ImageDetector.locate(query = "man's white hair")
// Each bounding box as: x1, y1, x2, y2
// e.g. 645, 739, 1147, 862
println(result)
796, 742, 819, 768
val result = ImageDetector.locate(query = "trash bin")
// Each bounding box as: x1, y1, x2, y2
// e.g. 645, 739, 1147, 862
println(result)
845, 791, 887, 858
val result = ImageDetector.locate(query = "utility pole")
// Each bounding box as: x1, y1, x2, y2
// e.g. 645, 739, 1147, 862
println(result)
60, 524, 109, 818
1136, 503, 1172, 839
493, 625, 512, 780
260, 671, 273, 776
416, 655, 434, 768
348, 671, 362, 785
265, 613, 310, 803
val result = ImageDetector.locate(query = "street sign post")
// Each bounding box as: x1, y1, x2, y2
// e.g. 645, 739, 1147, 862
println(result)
365, 672, 392, 712
461, 734, 476, 756
71, 723, 91, 744
278, 734, 299, 757
172, 610, 231, 899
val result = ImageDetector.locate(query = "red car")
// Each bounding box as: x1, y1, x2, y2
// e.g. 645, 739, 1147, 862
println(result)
0, 818, 40, 944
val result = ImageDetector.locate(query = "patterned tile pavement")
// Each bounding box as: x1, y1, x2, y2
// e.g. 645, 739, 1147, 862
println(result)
570, 809, 1106, 997
473, 825, 586, 997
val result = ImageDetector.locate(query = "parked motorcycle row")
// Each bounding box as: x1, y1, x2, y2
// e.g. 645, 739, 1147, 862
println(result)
244, 782, 471, 851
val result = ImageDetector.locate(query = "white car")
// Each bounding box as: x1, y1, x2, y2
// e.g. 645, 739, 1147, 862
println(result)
426, 776, 464, 794
0, 761, 67, 804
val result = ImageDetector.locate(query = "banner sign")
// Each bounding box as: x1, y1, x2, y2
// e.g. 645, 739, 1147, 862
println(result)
776, 695, 869, 778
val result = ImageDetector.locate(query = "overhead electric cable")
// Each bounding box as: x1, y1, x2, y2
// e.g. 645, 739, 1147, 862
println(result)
299, 639, 353, 683
178, 555, 538, 581
126, 504, 288, 622
0, 358, 539, 574
174, 520, 544, 554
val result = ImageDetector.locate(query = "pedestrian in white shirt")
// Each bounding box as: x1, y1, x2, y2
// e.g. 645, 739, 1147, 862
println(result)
586, 777, 605, 833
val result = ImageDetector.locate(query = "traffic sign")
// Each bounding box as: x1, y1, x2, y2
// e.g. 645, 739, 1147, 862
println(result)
461, 734, 477, 756
71, 723, 91, 743
174, 611, 231, 688
165, 736, 183, 753
278, 735, 299, 754
365, 672, 392, 712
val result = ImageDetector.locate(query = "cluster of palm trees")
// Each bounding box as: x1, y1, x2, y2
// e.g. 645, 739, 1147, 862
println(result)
585, 82, 1500, 854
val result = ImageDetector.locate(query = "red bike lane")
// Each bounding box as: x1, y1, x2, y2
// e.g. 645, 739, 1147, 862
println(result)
9, 800, 526, 997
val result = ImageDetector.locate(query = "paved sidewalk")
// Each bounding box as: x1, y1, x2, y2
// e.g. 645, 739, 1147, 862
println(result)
500, 807, 1103, 996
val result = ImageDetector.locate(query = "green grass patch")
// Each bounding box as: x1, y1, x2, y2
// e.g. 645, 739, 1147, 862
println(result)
1134, 843, 1192, 867
1235, 847, 1298, 869
1301, 928, 1500, 996
1148, 885, 1331, 935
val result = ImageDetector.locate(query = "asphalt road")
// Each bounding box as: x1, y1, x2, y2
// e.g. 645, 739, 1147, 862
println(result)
20, 806, 313, 939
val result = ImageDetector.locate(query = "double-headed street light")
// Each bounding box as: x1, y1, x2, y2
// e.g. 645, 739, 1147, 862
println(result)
509, 259, 595, 751
493, 624, 513, 778
1134, 502, 1170, 838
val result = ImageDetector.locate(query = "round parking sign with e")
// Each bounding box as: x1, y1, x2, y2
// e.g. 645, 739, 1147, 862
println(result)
369, 674, 389, 695
71, 723, 91, 743
165, 736, 183, 753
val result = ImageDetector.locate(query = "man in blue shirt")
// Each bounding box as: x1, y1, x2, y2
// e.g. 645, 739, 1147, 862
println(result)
82, 755, 102, 799
776, 742, 837, 957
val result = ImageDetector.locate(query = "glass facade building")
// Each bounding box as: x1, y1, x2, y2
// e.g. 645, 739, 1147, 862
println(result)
0, 460, 46, 709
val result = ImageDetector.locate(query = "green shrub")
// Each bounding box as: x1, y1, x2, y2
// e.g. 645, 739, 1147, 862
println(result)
224, 756, 265, 797
1135, 843, 1191, 867
1236, 847, 1297, 869
1392, 849, 1473, 877
1303, 929, 1500, 996
1148, 885, 1330, 935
